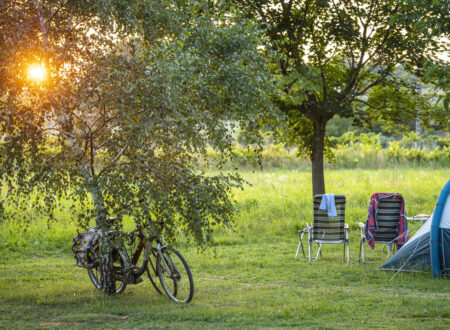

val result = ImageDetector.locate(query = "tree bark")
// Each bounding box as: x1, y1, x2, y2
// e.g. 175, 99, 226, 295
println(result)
82, 166, 116, 294
311, 120, 326, 196
94, 192, 117, 295
98, 232, 116, 295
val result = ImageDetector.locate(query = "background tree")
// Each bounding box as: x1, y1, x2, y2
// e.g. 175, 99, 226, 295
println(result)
231, 0, 449, 195
0, 0, 273, 293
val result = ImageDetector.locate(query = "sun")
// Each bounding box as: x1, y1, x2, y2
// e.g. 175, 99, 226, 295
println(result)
28, 64, 46, 82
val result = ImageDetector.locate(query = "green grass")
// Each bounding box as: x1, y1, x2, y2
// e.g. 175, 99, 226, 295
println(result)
1, 168, 449, 328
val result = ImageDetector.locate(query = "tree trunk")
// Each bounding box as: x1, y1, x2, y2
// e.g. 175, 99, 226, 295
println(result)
93, 187, 117, 295
82, 167, 116, 294
311, 120, 326, 196
98, 233, 116, 295
415, 116, 423, 150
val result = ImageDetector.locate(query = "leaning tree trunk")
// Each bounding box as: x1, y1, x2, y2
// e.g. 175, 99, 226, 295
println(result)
311, 120, 326, 196
97, 229, 116, 295
83, 169, 116, 294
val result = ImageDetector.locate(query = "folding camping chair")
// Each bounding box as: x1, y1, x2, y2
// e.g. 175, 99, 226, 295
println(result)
295, 194, 350, 264
358, 193, 407, 263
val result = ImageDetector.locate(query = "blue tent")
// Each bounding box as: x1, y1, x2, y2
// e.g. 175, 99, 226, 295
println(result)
379, 180, 450, 277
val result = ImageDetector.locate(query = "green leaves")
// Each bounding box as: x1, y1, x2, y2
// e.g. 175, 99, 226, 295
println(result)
279, 67, 322, 106
0, 0, 274, 248
228, 0, 448, 194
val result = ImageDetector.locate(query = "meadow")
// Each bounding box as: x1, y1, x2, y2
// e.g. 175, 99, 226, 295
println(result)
1, 168, 449, 328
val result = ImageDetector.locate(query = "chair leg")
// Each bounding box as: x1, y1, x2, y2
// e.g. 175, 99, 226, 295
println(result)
361, 238, 365, 264
295, 241, 301, 259
358, 226, 365, 263
308, 238, 312, 264
300, 232, 306, 257
315, 244, 321, 261
295, 231, 305, 259
346, 240, 350, 264
359, 239, 362, 262
343, 241, 345, 262
387, 244, 391, 258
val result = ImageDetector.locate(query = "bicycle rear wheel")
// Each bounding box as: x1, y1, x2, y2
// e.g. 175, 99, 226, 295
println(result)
88, 249, 127, 294
157, 247, 194, 303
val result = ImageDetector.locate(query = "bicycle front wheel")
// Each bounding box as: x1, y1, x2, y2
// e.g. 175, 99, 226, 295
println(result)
157, 247, 194, 303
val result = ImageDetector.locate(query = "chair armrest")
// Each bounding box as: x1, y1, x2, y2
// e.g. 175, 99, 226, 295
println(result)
358, 222, 365, 229
407, 214, 430, 222
344, 223, 349, 229
413, 214, 430, 218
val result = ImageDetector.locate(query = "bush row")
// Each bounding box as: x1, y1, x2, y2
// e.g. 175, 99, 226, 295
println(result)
206, 132, 450, 170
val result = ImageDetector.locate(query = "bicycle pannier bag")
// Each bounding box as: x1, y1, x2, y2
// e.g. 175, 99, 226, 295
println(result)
72, 228, 99, 269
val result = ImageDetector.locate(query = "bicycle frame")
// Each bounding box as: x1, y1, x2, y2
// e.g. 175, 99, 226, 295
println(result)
122, 227, 189, 299
126, 231, 173, 280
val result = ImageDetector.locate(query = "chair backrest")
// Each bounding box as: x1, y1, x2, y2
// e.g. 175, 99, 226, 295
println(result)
313, 195, 346, 241
373, 198, 402, 243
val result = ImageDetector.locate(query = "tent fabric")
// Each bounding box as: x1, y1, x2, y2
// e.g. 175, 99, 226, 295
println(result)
442, 229, 450, 273
379, 180, 450, 276
439, 195, 450, 228
378, 225, 431, 272
407, 215, 431, 245
431, 180, 450, 276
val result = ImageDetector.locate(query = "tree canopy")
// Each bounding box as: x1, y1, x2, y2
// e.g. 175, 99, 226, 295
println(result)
231, 0, 449, 194
0, 0, 274, 292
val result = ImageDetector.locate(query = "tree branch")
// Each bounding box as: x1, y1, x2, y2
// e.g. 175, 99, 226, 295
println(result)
98, 145, 128, 178
355, 98, 421, 117
42, 127, 75, 138
34, 0, 49, 46
361, 1, 399, 68
48, 0, 70, 23
89, 132, 95, 176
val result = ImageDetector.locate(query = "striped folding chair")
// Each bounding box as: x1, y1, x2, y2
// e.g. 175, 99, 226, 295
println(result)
358, 194, 406, 263
295, 194, 350, 264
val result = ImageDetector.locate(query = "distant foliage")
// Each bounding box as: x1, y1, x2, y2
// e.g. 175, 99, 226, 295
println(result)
330, 132, 449, 168
206, 132, 450, 170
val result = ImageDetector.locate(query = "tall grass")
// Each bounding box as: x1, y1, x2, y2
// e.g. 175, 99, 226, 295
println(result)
1, 168, 447, 259
222, 168, 447, 241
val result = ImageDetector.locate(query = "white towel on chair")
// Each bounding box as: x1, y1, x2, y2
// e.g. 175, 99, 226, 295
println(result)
319, 194, 337, 217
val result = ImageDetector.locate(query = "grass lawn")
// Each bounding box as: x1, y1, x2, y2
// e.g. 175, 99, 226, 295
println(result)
1, 168, 449, 328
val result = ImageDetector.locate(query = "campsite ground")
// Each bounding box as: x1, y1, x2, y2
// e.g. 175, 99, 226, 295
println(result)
1, 168, 449, 328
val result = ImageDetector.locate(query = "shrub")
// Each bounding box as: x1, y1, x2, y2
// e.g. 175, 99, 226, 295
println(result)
205, 131, 449, 170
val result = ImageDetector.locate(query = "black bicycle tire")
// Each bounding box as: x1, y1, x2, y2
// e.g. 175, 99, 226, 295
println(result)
157, 247, 194, 303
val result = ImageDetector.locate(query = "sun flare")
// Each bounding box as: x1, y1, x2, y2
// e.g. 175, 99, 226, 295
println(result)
28, 64, 46, 82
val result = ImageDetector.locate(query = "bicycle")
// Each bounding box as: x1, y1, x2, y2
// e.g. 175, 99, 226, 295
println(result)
87, 225, 194, 303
